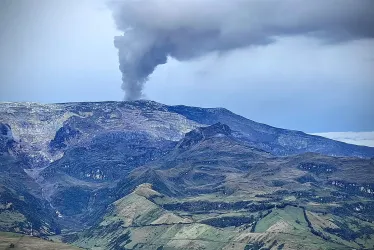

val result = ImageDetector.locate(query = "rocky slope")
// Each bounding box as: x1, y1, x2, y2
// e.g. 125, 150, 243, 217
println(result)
0, 124, 59, 236
1, 101, 373, 165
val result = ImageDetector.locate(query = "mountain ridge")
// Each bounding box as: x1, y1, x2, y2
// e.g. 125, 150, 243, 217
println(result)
1, 100, 373, 161
1, 100, 374, 249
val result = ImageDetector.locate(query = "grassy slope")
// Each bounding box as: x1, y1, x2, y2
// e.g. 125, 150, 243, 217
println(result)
73, 184, 374, 250
253, 206, 349, 250
0, 232, 80, 250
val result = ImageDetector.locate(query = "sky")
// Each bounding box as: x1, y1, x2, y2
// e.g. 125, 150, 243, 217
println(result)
0, 0, 373, 133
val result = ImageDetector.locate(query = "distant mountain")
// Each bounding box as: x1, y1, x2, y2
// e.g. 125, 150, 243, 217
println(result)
0, 100, 374, 249
1, 101, 373, 165
167, 104, 374, 158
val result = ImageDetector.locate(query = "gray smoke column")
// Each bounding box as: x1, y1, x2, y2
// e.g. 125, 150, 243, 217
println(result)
109, 0, 374, 100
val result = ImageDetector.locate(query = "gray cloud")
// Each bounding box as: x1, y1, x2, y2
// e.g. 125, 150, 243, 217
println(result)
109, 0, 374, 100
312, 132, 374, 147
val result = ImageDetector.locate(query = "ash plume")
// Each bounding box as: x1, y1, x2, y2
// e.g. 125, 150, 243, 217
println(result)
109, 0, 374, 101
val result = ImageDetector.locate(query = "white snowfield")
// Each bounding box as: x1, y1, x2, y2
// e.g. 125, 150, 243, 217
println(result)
311, 132, 374, 147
